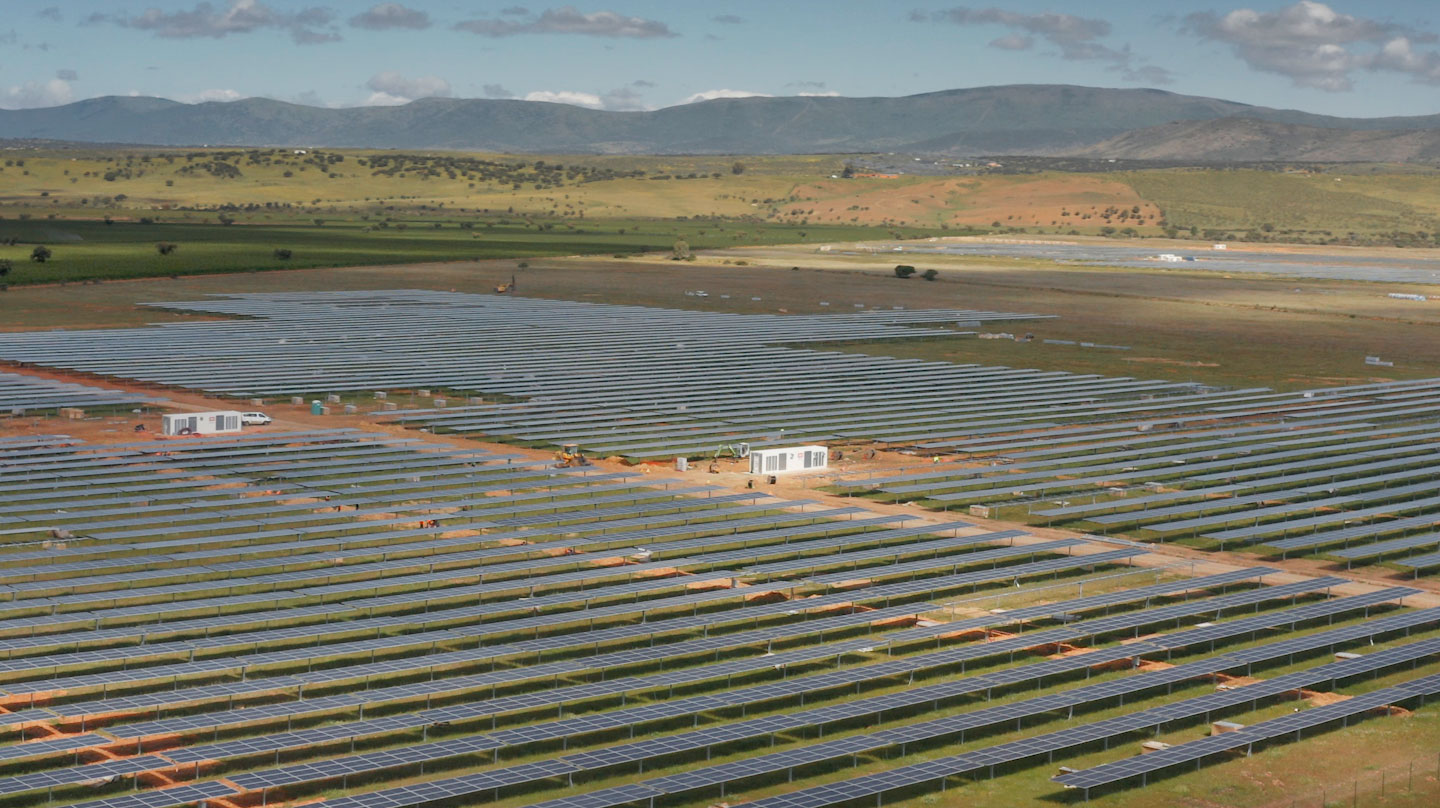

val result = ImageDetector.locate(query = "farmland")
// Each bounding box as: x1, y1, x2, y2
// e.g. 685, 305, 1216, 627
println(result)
2, 147, 1440, 288
0, 215, 944, 285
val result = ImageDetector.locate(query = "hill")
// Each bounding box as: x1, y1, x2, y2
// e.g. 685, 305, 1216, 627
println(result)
1068, 117, 1440, 162
2, 84, 1438, 155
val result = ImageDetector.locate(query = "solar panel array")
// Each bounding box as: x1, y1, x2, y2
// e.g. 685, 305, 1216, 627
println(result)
0, 429, 1431, 808
0, 290, 1246, 460
12, 290, 1439, 573
835, 377, 1440, 574
0, 371, 159, 415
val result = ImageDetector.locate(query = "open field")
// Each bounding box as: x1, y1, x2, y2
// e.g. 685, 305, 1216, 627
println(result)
0, 215, 949, 286
674, 244, 1440, 390
1121, 170, 1440, 243
1, 149, 1439, 291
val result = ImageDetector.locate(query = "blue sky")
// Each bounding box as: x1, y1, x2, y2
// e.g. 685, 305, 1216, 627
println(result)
2, 1, 1439, 117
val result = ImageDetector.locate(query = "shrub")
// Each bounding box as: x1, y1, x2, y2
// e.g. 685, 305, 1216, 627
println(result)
894, 265, 916, 279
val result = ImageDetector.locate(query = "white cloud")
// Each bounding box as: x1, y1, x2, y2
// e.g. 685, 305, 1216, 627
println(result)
0, 78, 73, 109
516, 85, 653, 110
455, 6, 676, 39
363, 92, 412, 106
797, 91, 840, 97
97, 0, 339, 45
363, 71, 452, 105
349, 3, 430, 31
524, 89, 605, 108
1184, 2, 1440, 91
184, 88, 244, 103
920, 6, 1172, 84
924, 7, 1112, 52
989, 33, 1032, 50
679, 88, 773, 104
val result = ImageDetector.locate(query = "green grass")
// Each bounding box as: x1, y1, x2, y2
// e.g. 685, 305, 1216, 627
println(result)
0, 216, 946, 285
1120, 169, 1440, 242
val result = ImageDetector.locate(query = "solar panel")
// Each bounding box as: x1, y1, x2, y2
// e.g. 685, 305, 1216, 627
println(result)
742, 632, 1440, 808
1054, 669, 1440, 791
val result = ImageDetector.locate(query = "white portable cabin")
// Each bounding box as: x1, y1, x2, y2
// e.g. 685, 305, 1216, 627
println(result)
749, 445, 829, 475
162, 411, 243, 436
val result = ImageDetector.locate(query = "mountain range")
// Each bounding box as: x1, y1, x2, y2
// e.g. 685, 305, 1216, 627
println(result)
1, 84, 1436, 161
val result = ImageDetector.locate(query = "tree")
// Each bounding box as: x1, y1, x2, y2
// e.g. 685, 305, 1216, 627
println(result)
672, 240, 692, 261
840, 164, 854, 179
30, 245, 51, 263
156, 242, 178, 256
730, 161, 746, 175
0, 259, 11, 277
893, 264, 916, 279
921, 269, 939, 281
273, 248, 293, 260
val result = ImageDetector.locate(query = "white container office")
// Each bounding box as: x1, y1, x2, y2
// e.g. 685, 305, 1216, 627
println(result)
162, 411, 243, 436
749, 445, 828, 475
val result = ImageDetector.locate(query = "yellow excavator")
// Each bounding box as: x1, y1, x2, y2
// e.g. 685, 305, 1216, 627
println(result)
495, 274, 516, 295
555, 443, 591, 468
